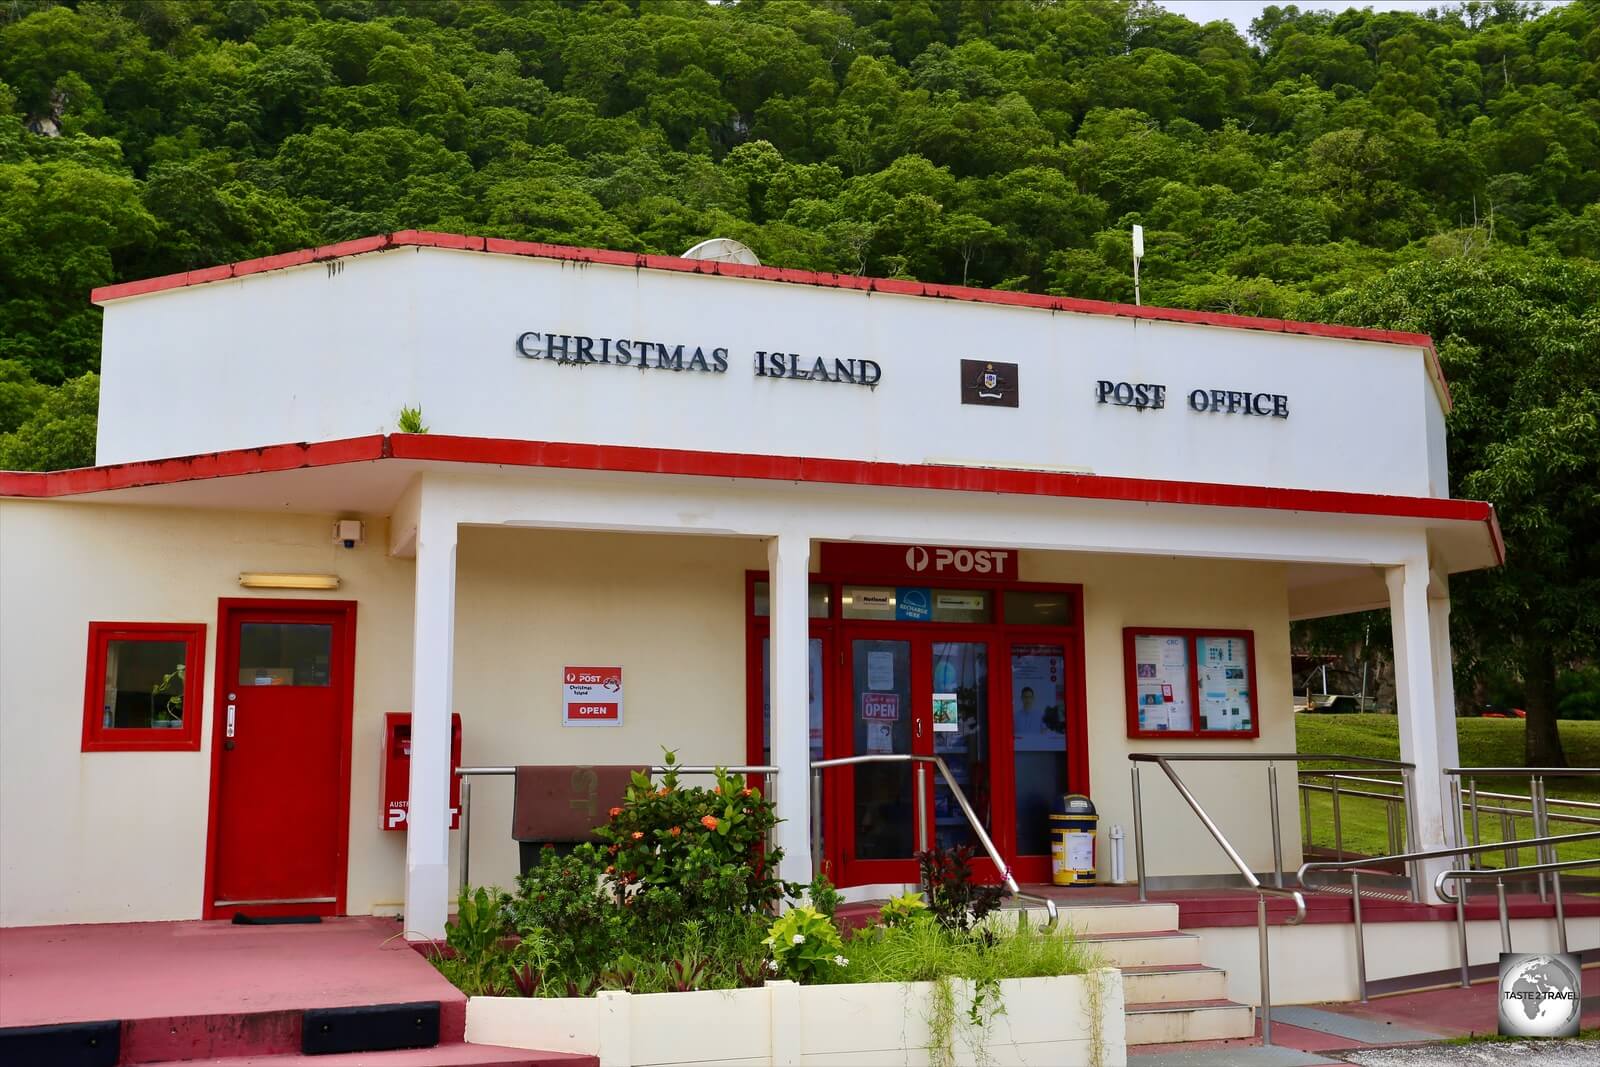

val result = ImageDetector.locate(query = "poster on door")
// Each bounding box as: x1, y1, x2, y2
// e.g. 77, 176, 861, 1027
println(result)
1132, 634, 1192, 732
563, 666, 623, 727
1012, 644, 1068, 751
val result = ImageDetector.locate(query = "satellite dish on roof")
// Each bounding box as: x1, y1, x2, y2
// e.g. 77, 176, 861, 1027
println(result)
681, 238, 761, 266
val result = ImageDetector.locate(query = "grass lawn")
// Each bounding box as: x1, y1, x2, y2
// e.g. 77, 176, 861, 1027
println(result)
1293, 715, 1600, 865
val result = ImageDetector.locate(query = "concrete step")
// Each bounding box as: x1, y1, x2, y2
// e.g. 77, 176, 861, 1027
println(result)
1125, 998, 1257, 1045
1081, 929, 1203, 968
1120, 963, 1229, 1004
140, 1041, 596, 1066
1015, 901, 1182, 936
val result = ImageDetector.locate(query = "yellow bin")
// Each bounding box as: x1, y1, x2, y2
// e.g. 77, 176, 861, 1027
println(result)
1049, 794, 1098, 887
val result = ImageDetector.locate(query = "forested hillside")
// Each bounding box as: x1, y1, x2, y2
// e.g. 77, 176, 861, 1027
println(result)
0, 0, 1596, 755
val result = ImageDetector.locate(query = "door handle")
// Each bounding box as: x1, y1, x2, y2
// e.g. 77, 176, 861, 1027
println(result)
915, 719, 923, 740
224, 704, 237, 750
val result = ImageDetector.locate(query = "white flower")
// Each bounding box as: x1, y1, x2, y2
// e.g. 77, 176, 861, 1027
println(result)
834, 955, 849, 966
766, 960, 780, 972
792, 933, 806, 944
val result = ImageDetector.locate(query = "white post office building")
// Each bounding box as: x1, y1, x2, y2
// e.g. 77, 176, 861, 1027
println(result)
0, 232, 1501, 942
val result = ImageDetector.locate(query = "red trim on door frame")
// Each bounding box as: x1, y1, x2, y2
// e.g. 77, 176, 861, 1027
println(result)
202, 598, 358, 920
1123, 626, 1262, 741
80, 621, 207, 752
87, 231, 1450, 410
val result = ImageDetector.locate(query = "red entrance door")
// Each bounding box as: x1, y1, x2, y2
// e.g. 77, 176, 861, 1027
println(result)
206, 599, 357, 919
834, 629, 1002, 887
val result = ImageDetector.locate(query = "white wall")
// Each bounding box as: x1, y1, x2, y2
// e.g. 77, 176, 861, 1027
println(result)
0, 501, 415, 926
97, 247, 1443, 499
1, 490, 1304, 925
1198, 913, 1600, 1006
439, 527, 764, 910
1020, 551, 1299, 882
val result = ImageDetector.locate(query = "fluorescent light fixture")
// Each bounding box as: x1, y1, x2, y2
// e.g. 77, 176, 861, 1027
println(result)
238, 572, 341, 590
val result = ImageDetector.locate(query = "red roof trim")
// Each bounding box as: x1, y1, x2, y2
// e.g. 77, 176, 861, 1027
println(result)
0, 436, 388, 498
0, 432, 1500, 564
393, 432, 1492, 525
87, 231, 1451, 411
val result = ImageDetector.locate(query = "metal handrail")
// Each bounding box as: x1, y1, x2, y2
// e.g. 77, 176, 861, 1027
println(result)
1131, 752, 1414, 767
1130, 755, 1306, 1046
1298, 830, 1600, 999
453, 764, 779, 899
1446, 767, 1599, 903
808, 753, 1059, 928
1296, 772, 1411, 863
1446, 766, 1600, 777
1132, 751, 1420, 897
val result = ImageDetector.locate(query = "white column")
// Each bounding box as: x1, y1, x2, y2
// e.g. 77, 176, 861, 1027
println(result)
1386, 557, 1451, 901
767, 532, 814, 889
1428, 576, 1462, 845
406, 506, 458, 940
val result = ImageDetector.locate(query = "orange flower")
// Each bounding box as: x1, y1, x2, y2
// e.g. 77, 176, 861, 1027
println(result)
658, 786, 671, 796
741, 788, 753, 797
631, 830, 644, 840
670, 826, 682, 837
700, 815, 719, 831
609, 806, 623, 818
605, 865, 615, 875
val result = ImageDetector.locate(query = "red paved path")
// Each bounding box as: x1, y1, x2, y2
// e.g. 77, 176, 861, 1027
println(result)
0, 916, 450, 1029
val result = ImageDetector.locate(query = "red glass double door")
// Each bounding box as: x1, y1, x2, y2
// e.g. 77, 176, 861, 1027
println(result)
830, 627, 1073, 887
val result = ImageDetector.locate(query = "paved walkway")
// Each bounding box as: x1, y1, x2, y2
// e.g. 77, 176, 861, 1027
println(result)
0, 915, 449, 1028
1132, 969, 1600, 1066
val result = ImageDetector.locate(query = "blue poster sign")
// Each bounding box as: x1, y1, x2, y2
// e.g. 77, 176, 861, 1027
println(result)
895, 587, 931, 621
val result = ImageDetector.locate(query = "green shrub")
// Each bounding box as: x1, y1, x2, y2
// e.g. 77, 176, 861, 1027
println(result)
806, 871, 843, 918
879, 891, 931, 928
918, 845, 1002, 931
504, 843, 624, 988
594, 750, 791, 930
438, 885, 512, 996
764, 906, 848, 983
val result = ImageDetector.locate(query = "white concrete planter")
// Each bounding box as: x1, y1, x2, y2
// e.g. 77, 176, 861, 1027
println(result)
467, 968, 1126, 1066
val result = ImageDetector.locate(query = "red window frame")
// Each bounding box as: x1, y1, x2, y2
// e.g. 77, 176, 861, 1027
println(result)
81, 621, 208, 752
1123, 626, 1260, 740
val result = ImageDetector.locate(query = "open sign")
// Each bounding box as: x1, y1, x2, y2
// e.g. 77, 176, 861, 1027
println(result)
563, 666, 623, 727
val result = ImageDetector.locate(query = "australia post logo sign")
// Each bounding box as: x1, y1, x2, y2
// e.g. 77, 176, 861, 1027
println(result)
563, 666, 623, 727
821, 542, 1017, 582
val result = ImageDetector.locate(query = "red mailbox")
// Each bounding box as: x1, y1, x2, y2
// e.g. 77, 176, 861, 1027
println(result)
381, 711, 462, 831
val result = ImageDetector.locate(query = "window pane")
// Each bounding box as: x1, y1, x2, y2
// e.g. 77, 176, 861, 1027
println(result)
851, 639, 914, 859
1004, 591, 1072, 626
1196, 636, 1252, 732
759, 637, 825, 764
752, 582, 830, 618
932, 641, 990, 850
1012, 644, 1068, 854
103, 639, 189, 729
1132, 633, 1193, 732
238, 623, 332, 686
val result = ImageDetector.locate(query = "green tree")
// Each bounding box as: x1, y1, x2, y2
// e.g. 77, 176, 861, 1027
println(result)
0, 371, 98, 471
1315, 254, 1600, 765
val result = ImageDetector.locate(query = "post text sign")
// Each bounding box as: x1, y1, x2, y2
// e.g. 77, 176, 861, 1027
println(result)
562, 666, 623, 727
1095, 379, 1289, 418
820, 542, 1017, 582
